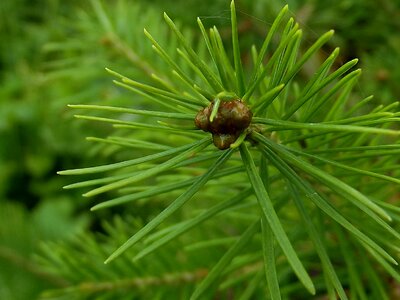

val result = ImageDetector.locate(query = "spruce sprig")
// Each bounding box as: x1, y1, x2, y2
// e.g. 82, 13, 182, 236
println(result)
59, 1, 400, 298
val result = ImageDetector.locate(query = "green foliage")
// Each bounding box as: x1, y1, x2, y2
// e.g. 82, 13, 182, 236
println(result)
0, 0, 175, 298
53, 1, 400, 299
1, 0, 400, 299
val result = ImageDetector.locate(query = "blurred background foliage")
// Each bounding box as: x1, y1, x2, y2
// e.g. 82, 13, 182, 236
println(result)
0, 0, 399, 299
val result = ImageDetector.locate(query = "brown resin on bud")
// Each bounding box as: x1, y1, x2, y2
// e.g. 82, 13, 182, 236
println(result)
195, 99, 252, 149
212, 133, 240, 150
194, 106, 212, 131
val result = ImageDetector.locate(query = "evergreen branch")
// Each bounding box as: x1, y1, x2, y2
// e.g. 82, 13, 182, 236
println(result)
282, 30, 334, 84
53, 2, 400, 298
163, 13, 224, 92
252, 132, 393, 223
246, 4, 289, 101
91, 166, 245, 210
301, 69, 362, 121
258, 155, 281, 300
132, 188, 253, 262
105, 148, 234, 263
282, 58, 358, 120
190, 220, 260, 300
255, 138, 398, 266
87, 136, 171, 151
68, 104, 196, 120
289, 185, 348, 300
243, 19, 300, 102
42, 269, 208, 297
288, 148, 400, 185
251, 84, 285, 115
58, 139, 202, 175
0, 246, 68, 288
334, 226, 369, 299
253, 117, 400, 135
239, 142, 316, 295
71, 114, 200, 133
83, 138, 210, 197
231, 0, 246, 96
90, 0, 156, 76
261, 216, 281, 300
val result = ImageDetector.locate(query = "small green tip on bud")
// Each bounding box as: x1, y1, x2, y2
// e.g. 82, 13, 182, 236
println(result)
209, 98, 221, 122
229, 131, 247, 149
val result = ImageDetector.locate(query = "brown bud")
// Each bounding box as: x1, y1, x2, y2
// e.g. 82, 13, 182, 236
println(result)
194, 108, 210, 132
212, 133, 240, 150
195, 99, 252, 150
209, 100, 252, 134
